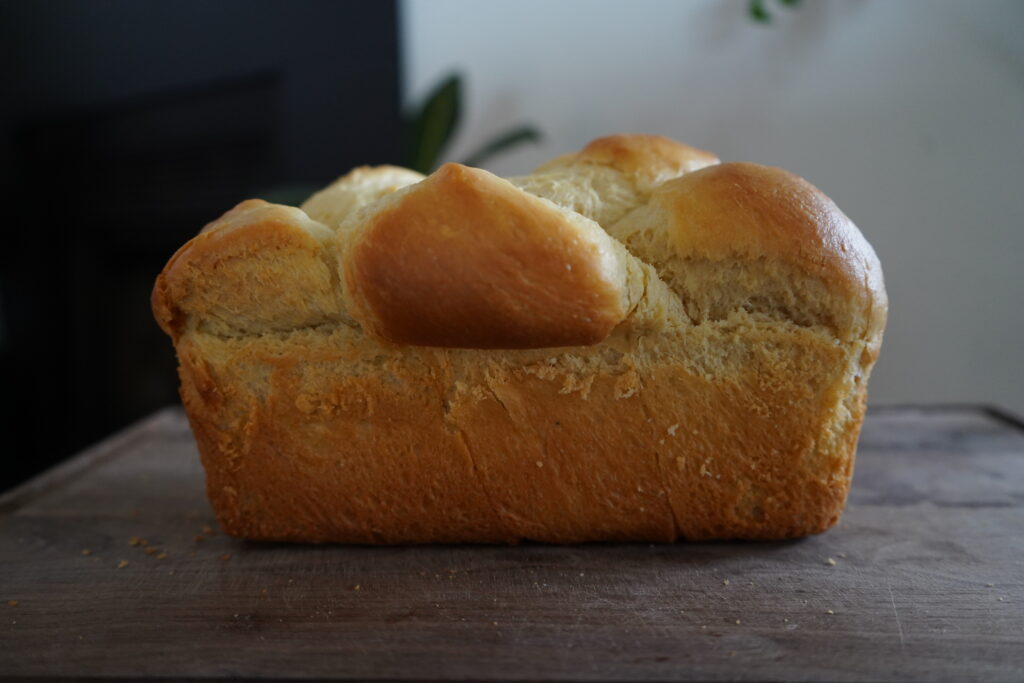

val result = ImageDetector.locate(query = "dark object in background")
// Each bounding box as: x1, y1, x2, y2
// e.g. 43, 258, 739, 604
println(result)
0, 0, 401, 490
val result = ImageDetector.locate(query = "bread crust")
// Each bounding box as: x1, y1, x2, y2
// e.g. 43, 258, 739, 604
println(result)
300, 165, 425, 229
343, 163, 635, 349
655, 163, 887, 346
152, 200, 342, 341
536, 134, 719, 193
153, 135, 887, 543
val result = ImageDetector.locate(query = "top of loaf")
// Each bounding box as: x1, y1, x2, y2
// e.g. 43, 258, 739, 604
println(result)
152, 134, 886, 359
535, 134, 720, 194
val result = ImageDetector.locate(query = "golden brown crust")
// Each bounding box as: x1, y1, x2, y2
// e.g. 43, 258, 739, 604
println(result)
152, 199, 343, 341
343, 163, 633, 349
299, 165, 424, 229
536, 134, 720, 193
181, 323, 863, 543
152, 135, 888, 544
177, 332, 515, 543
643, 330, 859, 540
654, 162, 887, 346
448, 364, 678, 543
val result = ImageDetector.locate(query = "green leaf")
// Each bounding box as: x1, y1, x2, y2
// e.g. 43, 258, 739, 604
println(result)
461, 126, 543, 168
749, 0, 771, 23
259, 184, 320, 207
779, 0, 801, 6
402, 73, 462, 174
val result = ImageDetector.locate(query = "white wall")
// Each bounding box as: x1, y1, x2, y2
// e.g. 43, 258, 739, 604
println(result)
401, 0, 1024, 414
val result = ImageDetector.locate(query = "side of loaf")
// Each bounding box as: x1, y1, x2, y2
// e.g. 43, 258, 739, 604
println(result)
153, 134, 887, 543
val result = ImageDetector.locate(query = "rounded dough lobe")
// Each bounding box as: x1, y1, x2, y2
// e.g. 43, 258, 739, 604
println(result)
514, 134, 719, 228
300, 165, 425, 230
536, 134, 719, 194
611, 162, 886, 348
668, 163, 886, 343
343, 163, 634, 349
152, 199, 342, 339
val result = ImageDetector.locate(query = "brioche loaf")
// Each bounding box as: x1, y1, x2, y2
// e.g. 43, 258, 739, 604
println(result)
152, 134, 887, 543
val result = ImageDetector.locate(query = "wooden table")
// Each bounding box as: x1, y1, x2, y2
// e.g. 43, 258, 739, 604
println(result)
1, 406, 1022, 681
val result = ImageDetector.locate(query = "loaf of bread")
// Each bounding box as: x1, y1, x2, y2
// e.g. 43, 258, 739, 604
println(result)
152, 134, 887, 543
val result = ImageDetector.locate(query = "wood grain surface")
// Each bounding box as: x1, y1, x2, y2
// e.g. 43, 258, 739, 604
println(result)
0, 406, 1022, 681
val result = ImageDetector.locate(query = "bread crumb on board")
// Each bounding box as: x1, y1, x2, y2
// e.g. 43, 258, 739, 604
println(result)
117, 560, 129, 569
128, 537, 146, 547
80, 549, 92, 556
825, 557, 837, 566
220, 554, 232, 562
826, 609, 835, 615
7, 600, 18, 607
722, 579, 730, 586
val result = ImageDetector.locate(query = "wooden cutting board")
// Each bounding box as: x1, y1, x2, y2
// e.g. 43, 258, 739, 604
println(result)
1, 406, 1022, 681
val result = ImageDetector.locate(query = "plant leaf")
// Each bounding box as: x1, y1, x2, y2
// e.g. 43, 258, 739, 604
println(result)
461, 126, 543, 168
259, 184, 320, 207
403, 73, 462, 174
779, 0, 801, 6
749, 0, 771, 23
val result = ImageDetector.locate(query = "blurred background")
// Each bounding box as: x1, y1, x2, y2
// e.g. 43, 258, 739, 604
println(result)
1, 0, 1022, 491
